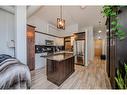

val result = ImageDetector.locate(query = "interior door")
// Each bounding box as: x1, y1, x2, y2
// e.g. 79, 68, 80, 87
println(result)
95, 39, 102, 57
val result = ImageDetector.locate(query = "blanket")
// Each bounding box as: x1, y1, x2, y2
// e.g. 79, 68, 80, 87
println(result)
0, 54, 31, 89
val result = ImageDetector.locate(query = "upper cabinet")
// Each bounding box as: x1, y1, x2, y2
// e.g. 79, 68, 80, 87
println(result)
71, 36, 75, 46
74, 32, 85, 40
35, 33, 45, 45
64, 32, 85, 52
64, 36, 72, 51
55, 38, 64, 46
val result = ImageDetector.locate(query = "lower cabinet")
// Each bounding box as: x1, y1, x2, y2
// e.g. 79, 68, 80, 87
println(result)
35, 54, 46, 70
47, 56, 75, 86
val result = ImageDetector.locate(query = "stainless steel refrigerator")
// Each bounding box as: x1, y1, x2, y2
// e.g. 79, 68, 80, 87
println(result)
74, 40, 85, 66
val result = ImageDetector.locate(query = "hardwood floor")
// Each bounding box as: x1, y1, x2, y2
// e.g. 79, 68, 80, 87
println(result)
31, 57, 111, 89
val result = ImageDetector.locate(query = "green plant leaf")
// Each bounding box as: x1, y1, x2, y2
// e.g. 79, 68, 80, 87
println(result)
111, 12, 117, 16
125, 64, 127, 73
115, 69, 125, 89
111, 27, 117, 31
124, 64, 127, 89
102, 6, 113, 16
115, 77, 124, 89
116, 24, 122, 28
117, 30, 124, 33
119, 36, 126, 40
102, 6, 127, 40
111, 21, 117, 25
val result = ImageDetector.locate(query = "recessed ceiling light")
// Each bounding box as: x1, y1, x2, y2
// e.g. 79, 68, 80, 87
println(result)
98, 30, 102, 33
98, 36, 101, 39
80, 6, 86, 9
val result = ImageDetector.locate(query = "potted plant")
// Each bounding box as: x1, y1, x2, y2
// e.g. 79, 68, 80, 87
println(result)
115, 64, 127, 89
102, 6, 127, 40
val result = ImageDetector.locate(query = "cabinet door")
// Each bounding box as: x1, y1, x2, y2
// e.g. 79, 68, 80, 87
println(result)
55, 38, 64, 46
35, 54, 46, 69
75, 32, 85, 40
58, 38, 64, 46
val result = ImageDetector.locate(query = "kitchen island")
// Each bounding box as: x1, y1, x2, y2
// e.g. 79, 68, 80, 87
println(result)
46, 52, 75, 86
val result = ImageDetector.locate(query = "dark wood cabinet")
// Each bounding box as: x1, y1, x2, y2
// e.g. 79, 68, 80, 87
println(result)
27, 25, 35, 71
64, 36, 72, 51
64, 32, 85, 52
47, 54, 75, 86
74, 32, 85, 40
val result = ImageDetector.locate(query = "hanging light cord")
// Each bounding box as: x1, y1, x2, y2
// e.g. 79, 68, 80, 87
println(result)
60, 6, 62, 19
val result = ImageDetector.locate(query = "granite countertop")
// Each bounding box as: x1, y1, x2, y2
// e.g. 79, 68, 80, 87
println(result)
46, 52, 74, 61
40, 51, 73, 58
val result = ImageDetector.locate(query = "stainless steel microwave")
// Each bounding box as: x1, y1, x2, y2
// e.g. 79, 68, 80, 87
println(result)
45, 40, 54, 46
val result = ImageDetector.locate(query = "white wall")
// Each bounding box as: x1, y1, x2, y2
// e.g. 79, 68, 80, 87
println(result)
80, 26, 94, 66
15, 6, 27, 64
64, 24, 78, 36
28, 15, 48, 33
87, 27, 94, 62
0, 9, 15, 57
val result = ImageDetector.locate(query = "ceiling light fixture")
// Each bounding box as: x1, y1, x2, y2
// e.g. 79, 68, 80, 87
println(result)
80, 6, 86, 9
98, 30, 102, 33
98, 36, 101, 39
57, 6, 65, 30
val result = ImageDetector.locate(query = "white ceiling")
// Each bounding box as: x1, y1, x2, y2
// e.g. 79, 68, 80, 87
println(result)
0, 6, 42, 17
93, 26, 107, 39
0, 6, 106, 30
30, 6, 106, 30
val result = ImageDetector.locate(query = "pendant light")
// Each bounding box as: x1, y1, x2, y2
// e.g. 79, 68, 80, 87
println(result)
57, 6, 65, 30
